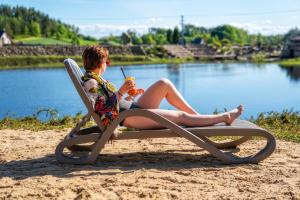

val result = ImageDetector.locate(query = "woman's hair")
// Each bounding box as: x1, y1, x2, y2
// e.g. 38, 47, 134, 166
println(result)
82, 45, 109, 71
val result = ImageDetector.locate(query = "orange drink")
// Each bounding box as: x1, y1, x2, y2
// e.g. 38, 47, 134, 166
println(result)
125, 77, 138, 96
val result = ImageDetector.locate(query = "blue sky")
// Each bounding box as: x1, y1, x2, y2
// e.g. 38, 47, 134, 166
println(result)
2, 0, 300, 38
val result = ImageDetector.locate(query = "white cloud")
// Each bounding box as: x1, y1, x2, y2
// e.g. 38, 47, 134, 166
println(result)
79, 19, 297, 38
148, 17, 162, 23
230, 20, 294, 35
78, 18, 173, 38
78, 24, 149, 38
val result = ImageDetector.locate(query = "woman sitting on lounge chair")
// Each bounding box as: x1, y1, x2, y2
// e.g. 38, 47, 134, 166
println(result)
82, 45, 244, 129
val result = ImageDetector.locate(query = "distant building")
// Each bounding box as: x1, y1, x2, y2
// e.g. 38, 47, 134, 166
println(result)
281, 36, 300, 58
0, 29, 12, 47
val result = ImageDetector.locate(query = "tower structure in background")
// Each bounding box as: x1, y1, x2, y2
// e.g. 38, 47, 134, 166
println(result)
179, 15, 185, 45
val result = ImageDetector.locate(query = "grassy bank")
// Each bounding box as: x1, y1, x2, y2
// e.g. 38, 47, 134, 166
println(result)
1, 54, 299, 70
14, 36, 98, 46
0, 55, 193, 69
251, 110, 300, 143
279, 58, 300, 67
249, 53, 267, 62
1, 110, 299, 143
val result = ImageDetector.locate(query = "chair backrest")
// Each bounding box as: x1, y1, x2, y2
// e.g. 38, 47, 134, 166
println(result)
64, 58, 105, 131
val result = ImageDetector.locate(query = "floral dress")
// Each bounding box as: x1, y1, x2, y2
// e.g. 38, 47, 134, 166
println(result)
82, 71, 119, 128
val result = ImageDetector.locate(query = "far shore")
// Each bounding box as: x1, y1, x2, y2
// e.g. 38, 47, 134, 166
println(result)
0, 55, 299, 70
0, 55, 194, 69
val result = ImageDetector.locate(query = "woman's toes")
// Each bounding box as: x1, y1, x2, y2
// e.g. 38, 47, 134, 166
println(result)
223, 105, 244, 125
237, 105, 244, 112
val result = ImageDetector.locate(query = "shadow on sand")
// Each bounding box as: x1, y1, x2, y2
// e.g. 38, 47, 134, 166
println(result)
0, 149, 243, 180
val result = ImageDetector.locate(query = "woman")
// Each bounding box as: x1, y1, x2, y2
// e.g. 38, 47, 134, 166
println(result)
82, 45, 244, 129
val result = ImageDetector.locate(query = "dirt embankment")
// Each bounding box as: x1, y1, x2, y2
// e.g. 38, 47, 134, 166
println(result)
0, 45, 146, 56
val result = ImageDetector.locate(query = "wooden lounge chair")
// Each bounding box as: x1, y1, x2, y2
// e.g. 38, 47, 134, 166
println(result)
55, 58, 276, 164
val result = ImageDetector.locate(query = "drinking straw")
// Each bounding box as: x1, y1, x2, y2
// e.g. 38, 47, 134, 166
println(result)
120, 66, 127, 79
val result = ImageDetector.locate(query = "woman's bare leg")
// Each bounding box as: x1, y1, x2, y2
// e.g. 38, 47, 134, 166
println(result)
136, 78, 199, 114
124, 106, 243, 129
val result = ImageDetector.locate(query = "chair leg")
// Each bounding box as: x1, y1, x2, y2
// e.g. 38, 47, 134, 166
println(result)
195, 129, 276, 164
55, 133, 101, 164
66, 126, 101, 152
199, 136, 252, 149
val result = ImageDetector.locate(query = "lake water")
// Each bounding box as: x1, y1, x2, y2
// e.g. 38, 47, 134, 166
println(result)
0, 63, 300, 120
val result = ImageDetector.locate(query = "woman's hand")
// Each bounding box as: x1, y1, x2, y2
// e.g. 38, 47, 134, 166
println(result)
124, 88, 144, 101
135, 88, 145, 96
118, 80, 135, 96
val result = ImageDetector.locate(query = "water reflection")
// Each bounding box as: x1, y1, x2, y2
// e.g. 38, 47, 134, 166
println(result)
280, 66, 300, 82
221, 64, 230, 71
167, 64, 180, 89
252, 63, 267, 69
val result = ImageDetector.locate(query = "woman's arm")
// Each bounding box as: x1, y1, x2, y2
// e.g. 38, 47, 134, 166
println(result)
115, 90, 123, 101
83, 79, 99, 104
115, 79, 135, 101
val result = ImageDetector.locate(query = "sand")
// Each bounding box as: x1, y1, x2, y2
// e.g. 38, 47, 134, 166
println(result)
0, 129, 299, 200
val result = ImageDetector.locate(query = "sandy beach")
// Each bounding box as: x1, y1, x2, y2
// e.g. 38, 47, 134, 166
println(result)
0, 129, 299, 200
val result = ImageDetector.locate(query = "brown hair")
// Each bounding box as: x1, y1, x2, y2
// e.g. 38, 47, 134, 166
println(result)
82, 45, 109, 71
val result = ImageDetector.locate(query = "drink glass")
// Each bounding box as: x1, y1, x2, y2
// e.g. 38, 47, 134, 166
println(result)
125, 77, 138, 96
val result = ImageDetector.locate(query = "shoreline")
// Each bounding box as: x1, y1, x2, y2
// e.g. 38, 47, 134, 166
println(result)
0, 56, 284, 70
0, 55, 195, 70
1, 110, 299, 143
0, 55, 299, 70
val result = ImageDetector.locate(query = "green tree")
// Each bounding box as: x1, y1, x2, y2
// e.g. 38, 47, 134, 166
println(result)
221, 38, 231, 47
132, 36, 143, 45
184, 24, 207, 37
284, 28, 300, 42
209, 36, 222, 50
126, 30, 142, 45
172, 27, 179, 44
57, 24, 68, 39
0, 5, 80, 40
201, 33, 211, 45
23, 25, 29, 35
142, 34, 156, 45
30, 21, 41, 36
71, 35, 80, 45
166, 29, 172, 44
121, 32, 131, 45
149, 27, 167, 35
10, 18, 21, 35
153, 34, 167, 44
257, 34, 263, 48
4, 24, 13, 37
210, 25, 248, 45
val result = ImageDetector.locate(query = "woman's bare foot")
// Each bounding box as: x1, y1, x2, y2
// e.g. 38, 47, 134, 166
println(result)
223, 105, 244, 125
